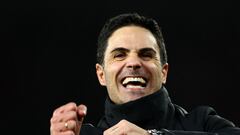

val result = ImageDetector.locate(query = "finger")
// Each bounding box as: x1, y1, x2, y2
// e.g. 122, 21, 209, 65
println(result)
53, 102, 77, 116
77, 104, 87, 122
104, 122, 120, 135
104, 120, 132, 135
77, 104, 87, 117
76, 104, 87, 132
51, 130, 75, 135
51, 122, 65, 132
60, 130, 75, 135
51, 120, 77, 132
51, 111, 78, 123
104, 126, 125, 135
64, 120, 77, 131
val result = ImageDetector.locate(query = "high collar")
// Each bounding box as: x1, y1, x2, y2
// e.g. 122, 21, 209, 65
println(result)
97, 86, 175, 130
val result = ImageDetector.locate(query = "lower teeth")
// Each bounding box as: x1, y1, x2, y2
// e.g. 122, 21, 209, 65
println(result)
126, 85, 144, 89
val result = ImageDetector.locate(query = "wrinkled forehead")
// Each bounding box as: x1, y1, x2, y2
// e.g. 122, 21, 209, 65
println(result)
106, 26, 159, 54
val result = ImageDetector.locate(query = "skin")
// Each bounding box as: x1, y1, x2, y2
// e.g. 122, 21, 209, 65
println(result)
50, 25, 169, 135
50, 103, 87, 135
96, 26, 168, 104
103, 119, 149, 135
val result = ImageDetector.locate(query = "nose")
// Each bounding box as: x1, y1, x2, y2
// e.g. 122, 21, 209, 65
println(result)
126, 54, 141, 70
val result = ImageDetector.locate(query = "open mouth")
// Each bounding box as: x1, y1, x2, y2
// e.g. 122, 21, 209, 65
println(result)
121, 77, 147, 89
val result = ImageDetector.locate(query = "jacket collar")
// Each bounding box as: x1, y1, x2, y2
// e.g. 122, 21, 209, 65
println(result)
98, 86, 175, 130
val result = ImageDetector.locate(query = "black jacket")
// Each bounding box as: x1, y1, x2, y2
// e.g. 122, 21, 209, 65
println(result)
80, 87, 240, 135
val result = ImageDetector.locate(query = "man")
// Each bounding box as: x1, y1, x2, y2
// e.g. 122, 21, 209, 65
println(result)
50, 13, 240, 135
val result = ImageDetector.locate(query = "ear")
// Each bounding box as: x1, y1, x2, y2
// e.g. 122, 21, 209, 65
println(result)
96, 63, 106, 86
161, 63, 169, 84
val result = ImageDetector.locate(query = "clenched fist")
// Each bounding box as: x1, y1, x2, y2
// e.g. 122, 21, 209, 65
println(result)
50, 102, 87, 135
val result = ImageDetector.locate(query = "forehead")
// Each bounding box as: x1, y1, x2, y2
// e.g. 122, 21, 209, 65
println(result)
106, 26, 159, 52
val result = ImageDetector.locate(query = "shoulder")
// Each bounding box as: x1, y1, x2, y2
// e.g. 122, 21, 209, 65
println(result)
175, 105, 236, 131
80, 123, 103, 135
175, 104, 217, 117
185, 105, 217, 119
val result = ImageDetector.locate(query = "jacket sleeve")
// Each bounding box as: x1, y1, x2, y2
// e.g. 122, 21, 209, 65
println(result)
80, 123, 103, 135
160, 106, 240, 135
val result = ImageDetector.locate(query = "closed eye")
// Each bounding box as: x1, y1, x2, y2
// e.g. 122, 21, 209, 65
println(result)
139, 48, 156, 60
111, 48, 129, 61
114, 52, 126, 59
141, 52, 153, 58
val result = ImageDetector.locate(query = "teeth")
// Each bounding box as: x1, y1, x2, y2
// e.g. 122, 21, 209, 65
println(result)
122, 77, 146, 85
126, 85, 144, 89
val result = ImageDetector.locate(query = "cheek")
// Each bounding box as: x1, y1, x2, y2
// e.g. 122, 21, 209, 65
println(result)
147, 62, 163, 79
107, 62, 121, 75
104, 62, 123, 82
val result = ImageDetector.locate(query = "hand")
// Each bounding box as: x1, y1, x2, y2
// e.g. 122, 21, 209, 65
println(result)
50, 102, 87, 135
104, 119, 150, 135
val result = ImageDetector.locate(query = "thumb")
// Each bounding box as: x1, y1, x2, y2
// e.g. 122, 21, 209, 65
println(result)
75, 104, 87, 135
77, 104, 87, 122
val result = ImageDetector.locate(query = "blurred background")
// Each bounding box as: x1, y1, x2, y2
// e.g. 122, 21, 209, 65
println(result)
1, 0, 239, 134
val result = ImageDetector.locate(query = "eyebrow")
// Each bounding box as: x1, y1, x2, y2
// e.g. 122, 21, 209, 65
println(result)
110, 47, 157, 54
139, 48, 157, 54
110, 47, 130, 53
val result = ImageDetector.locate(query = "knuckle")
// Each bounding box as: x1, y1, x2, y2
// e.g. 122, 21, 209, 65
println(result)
120, 119, 127, 124
64, 112, 77, 122
67, 102, 75, 105
53, 109, 59, 116
53, 105, 65, 116
54, 103, 77, 115
67, 102, 77, 108
50, 117, 57, 123
69, 111, 77, 117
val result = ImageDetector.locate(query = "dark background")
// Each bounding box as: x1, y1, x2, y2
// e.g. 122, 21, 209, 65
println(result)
1, 0, 239, 134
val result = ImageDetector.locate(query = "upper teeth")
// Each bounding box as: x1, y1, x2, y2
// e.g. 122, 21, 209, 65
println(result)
122, 77, 146, 85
